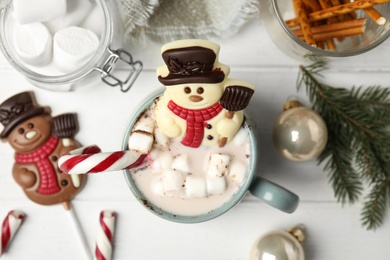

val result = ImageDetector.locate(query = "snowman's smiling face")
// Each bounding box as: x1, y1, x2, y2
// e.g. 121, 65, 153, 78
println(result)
166, 83, 223, 109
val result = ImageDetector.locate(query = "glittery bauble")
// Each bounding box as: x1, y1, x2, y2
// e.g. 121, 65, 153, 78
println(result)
249, 228, 305, 260
272, 106, 328, 161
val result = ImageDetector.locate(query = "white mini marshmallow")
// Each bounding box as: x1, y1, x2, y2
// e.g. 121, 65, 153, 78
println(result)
185, 176, 207, 198
162, 170, 185, 196
12, 22, 52, 66
206, 176, 226, 195
207, 153, 231, 177
150, 177, 164, 196
172, 154, 191, 173
229, 161, 247, 185
80, 3, 104, 37
150, 153, 173, 174
45, 0, 93, 34
53, 26, 99, 73
128, 131, 154, 153
233, 127, 248, 146
133, 116, 155, 134
13, 0, 67, 24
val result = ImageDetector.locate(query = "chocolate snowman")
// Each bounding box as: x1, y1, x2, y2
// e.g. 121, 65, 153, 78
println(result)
0, 92, 86, 206
155, 39, 254, 148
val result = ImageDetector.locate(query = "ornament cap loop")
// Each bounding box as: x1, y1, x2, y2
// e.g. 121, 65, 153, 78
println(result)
283, 100, 303, 111
288, 225, 306, 243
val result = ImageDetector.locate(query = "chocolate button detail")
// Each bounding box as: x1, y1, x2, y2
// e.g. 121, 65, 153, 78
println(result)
61, 180, 68, 186
206, 124, 212, 129
207, 135, 213, 140
51, 155, 58, 161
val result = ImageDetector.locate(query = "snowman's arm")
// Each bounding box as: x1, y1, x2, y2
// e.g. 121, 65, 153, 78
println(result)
12, 164, 37, 189
59, 138, 80, 154
217, 110, 244, 139
155, 100, 182, 138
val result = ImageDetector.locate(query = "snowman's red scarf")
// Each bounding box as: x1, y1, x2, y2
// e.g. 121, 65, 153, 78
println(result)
167, 100, 223, 148
15, 136, 61, 195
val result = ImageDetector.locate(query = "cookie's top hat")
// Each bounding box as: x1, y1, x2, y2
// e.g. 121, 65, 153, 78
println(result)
157, 39, 230, 86
0, 92, 50, 138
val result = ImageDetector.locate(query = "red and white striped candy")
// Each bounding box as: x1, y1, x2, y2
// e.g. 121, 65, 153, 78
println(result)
95, 211, 117, 260
1, 210, 26, 256
58, 145, 147, 174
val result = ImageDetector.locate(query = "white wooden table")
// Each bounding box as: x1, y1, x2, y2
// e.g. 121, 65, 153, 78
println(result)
1, 17, 390, 260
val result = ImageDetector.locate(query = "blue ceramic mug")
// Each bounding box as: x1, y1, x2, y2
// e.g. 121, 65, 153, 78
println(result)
122, 90, 299, 223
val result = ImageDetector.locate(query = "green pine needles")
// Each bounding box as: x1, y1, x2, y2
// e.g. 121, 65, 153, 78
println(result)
297, 61, 390, 230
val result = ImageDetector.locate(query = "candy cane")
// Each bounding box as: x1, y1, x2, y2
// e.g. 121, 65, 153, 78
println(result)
1, 210, 26, 256
95, 211, 117, 260
58, 145, 147, 174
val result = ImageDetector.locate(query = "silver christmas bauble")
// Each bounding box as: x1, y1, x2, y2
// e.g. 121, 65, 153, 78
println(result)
250, 227, 305, 260
272, 102, 328, 162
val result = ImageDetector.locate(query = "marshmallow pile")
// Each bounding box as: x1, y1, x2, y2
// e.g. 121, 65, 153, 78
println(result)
127, 108, 249, 199
11, 0, 103, 74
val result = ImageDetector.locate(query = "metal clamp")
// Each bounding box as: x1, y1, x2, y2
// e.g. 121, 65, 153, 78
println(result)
95, 47, 143, 93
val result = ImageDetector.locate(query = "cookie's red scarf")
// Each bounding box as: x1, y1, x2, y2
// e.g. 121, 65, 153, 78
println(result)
168, 100, 223, 148
15, 136, 60, 195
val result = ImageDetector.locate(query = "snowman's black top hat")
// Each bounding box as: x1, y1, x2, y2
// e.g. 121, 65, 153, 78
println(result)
158, 40, 227, 86
0, 92, 49, 138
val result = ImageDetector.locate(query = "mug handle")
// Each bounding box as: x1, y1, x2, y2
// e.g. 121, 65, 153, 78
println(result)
249, 176, 299, 213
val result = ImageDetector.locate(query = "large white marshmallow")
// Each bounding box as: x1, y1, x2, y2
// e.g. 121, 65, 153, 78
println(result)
13, 0, 67, 24
185, 176, 207, 198
162, 170, 185, 196
206, 176, 226, 195
53, 26, 99, 73
12, 22, 52, 66
229, 161, 247, 185
45, 0, 94, 34
207, 153, 231, 177
80, 3, 104, 37
171, 154, 191, 173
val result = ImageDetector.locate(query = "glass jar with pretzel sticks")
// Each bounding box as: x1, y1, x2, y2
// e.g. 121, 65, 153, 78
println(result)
260, 0, 390, 59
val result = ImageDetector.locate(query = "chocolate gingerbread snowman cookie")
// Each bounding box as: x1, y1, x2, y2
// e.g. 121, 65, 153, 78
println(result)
0, 92, 86, 206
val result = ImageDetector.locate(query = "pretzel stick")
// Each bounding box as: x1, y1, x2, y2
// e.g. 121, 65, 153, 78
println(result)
340, 0, 358, 19
292, 18, 366, 37
286, 0, 390, 25
364, 7, 386, 24
325, 39, 337, 50
309, 0, 390, 21
293, 0, 316, 46
330, 0, 349, 21
297, 26, 364, 40
302, 0, 322, 11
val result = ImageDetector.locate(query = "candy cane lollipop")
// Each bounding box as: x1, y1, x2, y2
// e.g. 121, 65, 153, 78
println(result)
1, 210, 26, 256
95, 211, 117, 260
58, 145, 148, 174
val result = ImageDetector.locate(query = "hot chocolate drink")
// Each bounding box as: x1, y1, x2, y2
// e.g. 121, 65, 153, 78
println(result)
126, 39, 255, 219
129, 100, 251, 216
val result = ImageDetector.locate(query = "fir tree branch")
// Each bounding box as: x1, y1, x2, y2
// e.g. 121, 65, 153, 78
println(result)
297, 61, 390, 230
361, 179, 390, 230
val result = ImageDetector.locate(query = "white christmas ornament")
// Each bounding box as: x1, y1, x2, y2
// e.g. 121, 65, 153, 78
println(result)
272, 101, 328, 162
250, 226, 305, 260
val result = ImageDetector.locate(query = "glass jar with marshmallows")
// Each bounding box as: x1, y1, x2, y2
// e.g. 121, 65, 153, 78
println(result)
0, 0, 142, 92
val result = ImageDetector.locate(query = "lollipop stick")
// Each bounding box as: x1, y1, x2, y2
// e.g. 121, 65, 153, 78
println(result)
64, 201, 92, 260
